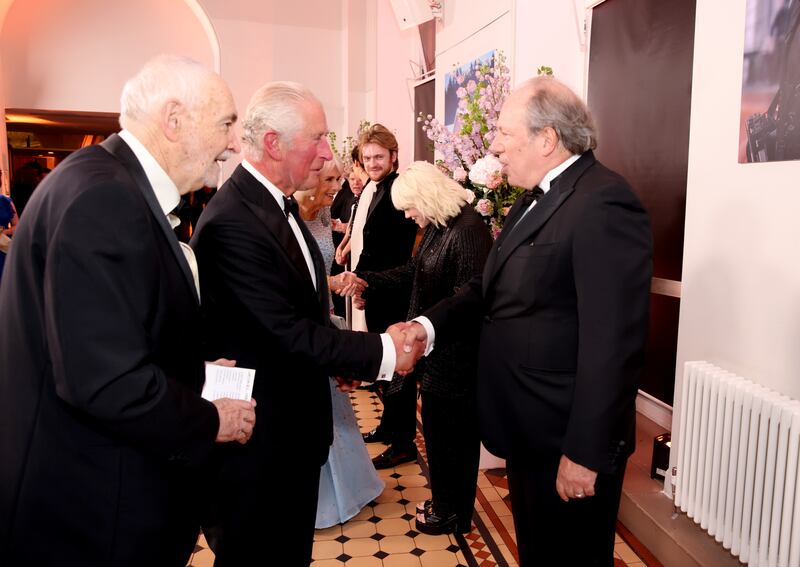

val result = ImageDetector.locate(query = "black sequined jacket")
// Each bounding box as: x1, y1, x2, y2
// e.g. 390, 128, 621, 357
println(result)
358, 204, 492, 398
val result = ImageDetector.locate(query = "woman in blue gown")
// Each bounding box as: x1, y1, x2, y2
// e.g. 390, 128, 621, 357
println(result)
297, 158, 384, 528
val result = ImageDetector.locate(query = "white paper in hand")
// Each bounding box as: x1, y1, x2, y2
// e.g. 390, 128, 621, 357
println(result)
201, 364, 255, 402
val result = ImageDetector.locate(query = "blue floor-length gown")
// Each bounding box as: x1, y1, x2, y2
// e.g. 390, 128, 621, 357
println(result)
306, 207, 384, 528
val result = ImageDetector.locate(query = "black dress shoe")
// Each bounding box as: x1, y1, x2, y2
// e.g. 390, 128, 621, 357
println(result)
362, 428, 388, 444
415, 506, 472, 535
371, 446, 416, 470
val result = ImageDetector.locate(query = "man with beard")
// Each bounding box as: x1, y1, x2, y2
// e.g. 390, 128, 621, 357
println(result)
336, 124, 420, 470
0, 55, 256, 566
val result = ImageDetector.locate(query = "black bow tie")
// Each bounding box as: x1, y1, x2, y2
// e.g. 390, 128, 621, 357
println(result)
170, 197, 188, 216
283, 195, 299, 218
520, 186, 544, 208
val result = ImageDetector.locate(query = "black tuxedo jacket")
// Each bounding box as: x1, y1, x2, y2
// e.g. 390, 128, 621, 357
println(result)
355, 171, 418, 332
425, 152, 652, 474
0, 134, 220, 565
191, 164, 383, 469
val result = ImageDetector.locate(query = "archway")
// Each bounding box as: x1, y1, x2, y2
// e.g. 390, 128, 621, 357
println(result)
0, 0, 220, 194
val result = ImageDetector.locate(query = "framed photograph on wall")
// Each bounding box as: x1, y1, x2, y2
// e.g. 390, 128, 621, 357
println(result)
443, 49, 496, 131
739, 0, 800, 163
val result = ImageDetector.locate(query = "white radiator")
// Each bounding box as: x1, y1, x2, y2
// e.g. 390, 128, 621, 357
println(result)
675, 361, 800, 567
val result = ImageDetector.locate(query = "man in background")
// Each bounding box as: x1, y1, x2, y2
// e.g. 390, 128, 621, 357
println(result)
0, 54, 256, 566
336, 124, 420, 470
329, 144, 366, 317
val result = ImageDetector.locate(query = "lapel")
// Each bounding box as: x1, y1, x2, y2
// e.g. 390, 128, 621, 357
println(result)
100, 134, 200, 305
230, 166, 321, 302
367, 171, 397, 220
482, 151, 596, 295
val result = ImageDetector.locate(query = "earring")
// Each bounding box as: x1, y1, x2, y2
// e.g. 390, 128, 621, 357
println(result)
309, 195, 316, 201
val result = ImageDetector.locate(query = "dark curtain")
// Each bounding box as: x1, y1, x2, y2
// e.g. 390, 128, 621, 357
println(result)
414, 79, 435, 163
588, 0, 696, 404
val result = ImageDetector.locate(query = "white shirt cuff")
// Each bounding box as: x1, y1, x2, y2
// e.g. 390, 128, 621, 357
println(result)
376, 334, 396, 381
412, 316, 435, 356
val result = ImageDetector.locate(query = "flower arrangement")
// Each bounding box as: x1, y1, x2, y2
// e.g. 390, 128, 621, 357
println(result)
419, 52, 553, 236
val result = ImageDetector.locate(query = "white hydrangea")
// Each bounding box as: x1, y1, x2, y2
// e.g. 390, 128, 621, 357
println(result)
468, 154, 503, 186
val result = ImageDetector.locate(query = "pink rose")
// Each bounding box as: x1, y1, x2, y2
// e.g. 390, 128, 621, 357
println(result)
453, 167, 467, 182
486, 173, 502, 189
476, 199, 494, 217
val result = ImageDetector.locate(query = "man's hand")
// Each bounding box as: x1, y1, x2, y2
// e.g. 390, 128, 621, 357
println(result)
213, 398, 256, 444
330, 272, 367, 296
335, 238, 351, 266
387, 322, 425, 375
555, 455, 597, 502
207, 358, 236, 367
331, 218, 347, 233
400, 321, 428, 358
334, 376, 362, 392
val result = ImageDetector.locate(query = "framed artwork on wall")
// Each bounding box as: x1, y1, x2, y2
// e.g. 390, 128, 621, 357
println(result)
739, 0, 800, 163
443, 49, 495, 131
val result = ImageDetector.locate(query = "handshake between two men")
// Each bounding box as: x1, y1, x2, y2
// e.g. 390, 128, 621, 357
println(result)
329, 271, 429, 392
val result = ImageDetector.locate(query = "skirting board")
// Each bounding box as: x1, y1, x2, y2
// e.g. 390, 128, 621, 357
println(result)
636, 390, 673, 430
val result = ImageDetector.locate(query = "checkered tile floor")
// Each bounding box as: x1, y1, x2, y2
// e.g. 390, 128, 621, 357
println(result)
188, 390, 652, 567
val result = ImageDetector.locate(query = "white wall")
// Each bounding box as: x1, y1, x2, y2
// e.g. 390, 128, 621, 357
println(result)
424, 1, 587, 138
373, 1, 419, 170
514, 0, 587, 94
0, 0, 214, 111
209, 14, 346, 179
669, 0, 800, 470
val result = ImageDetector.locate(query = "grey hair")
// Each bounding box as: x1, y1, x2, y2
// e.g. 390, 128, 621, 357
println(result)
240, 81, 319, 162
392, 161, 467, 228
520, 76, 598, 154
119, 54, 211, 129
326, 153, 343, 174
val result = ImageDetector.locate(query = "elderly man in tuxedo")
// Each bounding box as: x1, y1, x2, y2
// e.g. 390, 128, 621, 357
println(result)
400, 76, 653, 566
0, 55, 256, 566
190, 82, 421, 567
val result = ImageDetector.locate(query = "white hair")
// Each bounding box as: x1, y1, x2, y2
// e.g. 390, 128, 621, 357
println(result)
241, 81, 320, 162
392, 161, 467, 228
119, 54, 212, 129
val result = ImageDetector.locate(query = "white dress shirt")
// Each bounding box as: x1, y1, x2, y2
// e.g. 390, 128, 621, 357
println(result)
242, 160, 317, 290
240, 161, 396, 381
415, 153, 581, 355
118, 129, 200, 299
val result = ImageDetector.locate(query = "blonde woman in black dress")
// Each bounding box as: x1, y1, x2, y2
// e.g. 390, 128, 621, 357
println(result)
343, 161, 492, 534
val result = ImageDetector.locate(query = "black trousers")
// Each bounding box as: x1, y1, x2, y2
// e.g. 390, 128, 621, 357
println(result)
420, 390, 480, 526
207, 451, 322, 567
378, 375, 418, 451
506, 453, 626, 567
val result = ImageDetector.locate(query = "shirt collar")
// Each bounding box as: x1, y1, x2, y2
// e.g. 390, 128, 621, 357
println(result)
241, 159, 289, 213
118, 129, 180, 217
539, 153, 581, 193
